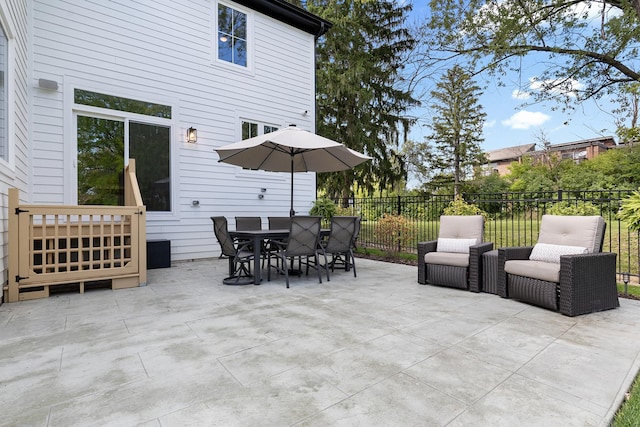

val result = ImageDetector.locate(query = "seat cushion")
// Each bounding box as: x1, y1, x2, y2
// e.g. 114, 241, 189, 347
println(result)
425, 251, 469, 267
505, 259, 560, 283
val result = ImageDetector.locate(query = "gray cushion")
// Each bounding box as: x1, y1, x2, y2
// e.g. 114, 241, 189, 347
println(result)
438, 215, 484, 243
537, 215, 605, 253
425, 251, 469, 267
505, 259, 560, 283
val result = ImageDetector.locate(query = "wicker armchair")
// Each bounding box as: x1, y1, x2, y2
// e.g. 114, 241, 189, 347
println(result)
417, 215, 493, 291
497, 215, 619, 316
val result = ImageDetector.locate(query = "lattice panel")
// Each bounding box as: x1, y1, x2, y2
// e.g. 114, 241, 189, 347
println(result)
29, 214, 133, 275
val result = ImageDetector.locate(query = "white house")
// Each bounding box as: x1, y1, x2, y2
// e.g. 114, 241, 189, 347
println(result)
0, 0, 331, 291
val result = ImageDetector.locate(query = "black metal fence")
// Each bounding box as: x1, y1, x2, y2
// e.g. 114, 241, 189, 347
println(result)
332, 190, 639, 279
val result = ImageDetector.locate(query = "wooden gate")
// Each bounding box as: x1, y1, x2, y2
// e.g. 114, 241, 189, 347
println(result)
5, 161, 147, 302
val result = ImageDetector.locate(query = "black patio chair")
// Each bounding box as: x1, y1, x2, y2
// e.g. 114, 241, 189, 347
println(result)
323, 216, 359, 277
211, 216, 254, 285
267, 216, 328, 288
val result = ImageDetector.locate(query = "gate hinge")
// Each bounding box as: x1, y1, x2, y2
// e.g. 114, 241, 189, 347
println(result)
15, 207, 29, 214
15, 275, 29, 282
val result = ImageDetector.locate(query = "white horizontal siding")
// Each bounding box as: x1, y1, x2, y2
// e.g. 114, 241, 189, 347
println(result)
30, 0, 319, 262
0, 0, 30, 295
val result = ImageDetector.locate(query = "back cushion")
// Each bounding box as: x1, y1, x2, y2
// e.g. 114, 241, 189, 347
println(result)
438, 215, 484, 243
537, 215, 605, 253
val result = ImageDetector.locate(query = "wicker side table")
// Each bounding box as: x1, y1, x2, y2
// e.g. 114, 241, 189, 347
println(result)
482, 250, 499, 294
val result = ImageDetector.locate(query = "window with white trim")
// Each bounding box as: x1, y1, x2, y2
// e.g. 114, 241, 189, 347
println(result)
217, 3, 247, 67
241, 120, 279, 140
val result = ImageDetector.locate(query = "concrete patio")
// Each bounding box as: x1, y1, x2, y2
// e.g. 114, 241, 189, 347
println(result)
1, 257, 639, 426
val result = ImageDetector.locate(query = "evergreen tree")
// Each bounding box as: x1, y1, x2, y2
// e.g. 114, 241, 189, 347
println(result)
427, 65, 486, 196
304, 0, 418, 200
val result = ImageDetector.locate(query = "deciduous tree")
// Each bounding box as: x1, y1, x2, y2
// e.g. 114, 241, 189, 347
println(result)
417, 0, 640, 111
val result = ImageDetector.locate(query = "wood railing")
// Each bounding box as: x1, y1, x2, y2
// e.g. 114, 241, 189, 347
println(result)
5, 160, 147, 302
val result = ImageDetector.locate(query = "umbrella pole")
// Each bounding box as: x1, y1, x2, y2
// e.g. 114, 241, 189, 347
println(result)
290, 156, 295, 217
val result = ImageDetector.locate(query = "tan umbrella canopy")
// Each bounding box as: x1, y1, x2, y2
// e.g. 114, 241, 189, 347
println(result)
215, 125, 371, 216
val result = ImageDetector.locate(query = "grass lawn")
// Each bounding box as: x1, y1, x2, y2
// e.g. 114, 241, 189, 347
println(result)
613, 374, 640, 426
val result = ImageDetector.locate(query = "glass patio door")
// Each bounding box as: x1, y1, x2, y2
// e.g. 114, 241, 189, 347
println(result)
76, 115, 171, 211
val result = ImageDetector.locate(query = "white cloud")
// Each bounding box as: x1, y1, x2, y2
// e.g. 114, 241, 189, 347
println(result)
501, 110, 550, 129
529, 77, 585, 98
512, 89, 530, 100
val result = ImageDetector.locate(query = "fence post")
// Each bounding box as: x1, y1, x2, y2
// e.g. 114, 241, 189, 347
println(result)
557, 189, 563, 202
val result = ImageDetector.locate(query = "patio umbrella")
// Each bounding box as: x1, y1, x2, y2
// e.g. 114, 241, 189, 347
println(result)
214, 126, 371, 216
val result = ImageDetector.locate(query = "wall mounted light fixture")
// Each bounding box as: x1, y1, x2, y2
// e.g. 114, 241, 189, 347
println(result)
187, 127, 197, 143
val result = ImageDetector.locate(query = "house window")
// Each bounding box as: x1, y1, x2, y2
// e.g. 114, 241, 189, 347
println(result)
242, 121, 258, 139
75, 90, 173, 212
241, 120, 279, 140
0, 25, 8, 161
217, 3, 247, 67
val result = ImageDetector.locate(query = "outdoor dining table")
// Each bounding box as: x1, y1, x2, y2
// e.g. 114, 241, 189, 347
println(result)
229, 228, 329, 285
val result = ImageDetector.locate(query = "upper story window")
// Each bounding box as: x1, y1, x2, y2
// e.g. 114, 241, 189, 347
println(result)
0, 25, 8, 161
242, 120, 278, 140
217, 3, 247, 67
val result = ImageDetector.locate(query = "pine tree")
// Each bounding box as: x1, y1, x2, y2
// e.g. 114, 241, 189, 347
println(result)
427, 65, 486, 196
304, 0, 418, 199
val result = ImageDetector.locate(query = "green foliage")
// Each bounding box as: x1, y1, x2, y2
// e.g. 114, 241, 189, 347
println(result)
547, 202, 600, 216
618, 190, 640, 232
310, 198, 337, 224
612, 370, 640, 426
427, 65, 486, 196
374, 214, 414, 256
420, 0, 640, 111
307, 0, 418, 199
442, 195, 489, 221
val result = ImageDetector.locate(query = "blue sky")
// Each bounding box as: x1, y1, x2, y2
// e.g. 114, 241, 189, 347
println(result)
404, 1, 621, 152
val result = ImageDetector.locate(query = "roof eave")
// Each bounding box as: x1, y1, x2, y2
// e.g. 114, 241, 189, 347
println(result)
233, 0, 332, 38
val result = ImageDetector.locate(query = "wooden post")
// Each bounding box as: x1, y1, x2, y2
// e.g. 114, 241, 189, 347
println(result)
8, 188, 19, 302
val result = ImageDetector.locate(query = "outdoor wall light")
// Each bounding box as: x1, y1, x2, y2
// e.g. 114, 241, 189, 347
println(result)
258, 194, 264, 199
261, 188, 267, 193
187, 127, 197, 143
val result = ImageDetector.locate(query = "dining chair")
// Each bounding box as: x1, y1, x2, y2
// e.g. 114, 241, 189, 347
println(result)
211, 216, 254, 285
235, 216, 262, 231
323, 216, 359, 277
268, 216, 291, 230
267, 216, 328, 288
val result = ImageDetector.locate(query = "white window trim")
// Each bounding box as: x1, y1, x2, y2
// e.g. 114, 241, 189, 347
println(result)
0, 5, 16, 176
234, 116, 296, 181
65, 82, 179, 219
213, 0, 254, 75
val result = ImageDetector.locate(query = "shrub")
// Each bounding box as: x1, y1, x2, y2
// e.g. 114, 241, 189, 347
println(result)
374, 214, 413, 256
310, 198, 337, 226
618, 190, 640, 232
442, 195, 489, 221
547, 201, 600, 216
